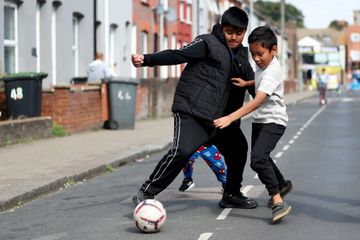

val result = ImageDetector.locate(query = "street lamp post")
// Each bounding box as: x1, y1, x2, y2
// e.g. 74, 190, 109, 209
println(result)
249, 0, 254, 31
280, 0, 286, 81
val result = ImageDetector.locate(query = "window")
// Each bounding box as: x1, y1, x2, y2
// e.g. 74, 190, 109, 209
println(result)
51, 4, 58, 85
141, 31, 148, 79
351, 33, 360, 43
162, 0, 168, 10
72, 16, 79, 76
170, 34, 176, 77
186, 3, 191, 23
176, 42, 181, 77
4, 3, 18, 73
160, 36, 168, 79
179, 1, 185, 22
350, 50, 360, 61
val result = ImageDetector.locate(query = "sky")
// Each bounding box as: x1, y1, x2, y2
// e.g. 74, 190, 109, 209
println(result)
266, 0, 360, 28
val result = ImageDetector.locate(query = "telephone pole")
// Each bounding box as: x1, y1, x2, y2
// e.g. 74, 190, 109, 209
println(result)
280, 0, 286, 81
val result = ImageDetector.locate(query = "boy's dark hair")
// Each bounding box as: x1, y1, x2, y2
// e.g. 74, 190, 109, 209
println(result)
221, 7, 248, 30
248, 26, 277, 50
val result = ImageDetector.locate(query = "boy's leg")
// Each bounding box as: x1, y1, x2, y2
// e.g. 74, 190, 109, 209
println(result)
198, 144, 227, 186
267, 157, 293, 207
178, 150, 200, 192
250, 123, 286, 196
270, 157, 287, 188
213, 125, 248, 194
134, 113, 213, 201
213, 124, 258, 209
182, 151, 199, 179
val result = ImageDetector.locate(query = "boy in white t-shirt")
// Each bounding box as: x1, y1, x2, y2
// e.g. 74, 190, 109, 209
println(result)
213, 26, 292, 223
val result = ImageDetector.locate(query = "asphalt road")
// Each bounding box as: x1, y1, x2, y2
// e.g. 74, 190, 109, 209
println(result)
1, 90, 360, 240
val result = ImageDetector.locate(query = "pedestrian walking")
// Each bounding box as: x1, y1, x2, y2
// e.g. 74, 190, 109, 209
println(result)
214, 26, 293, 223
87, 52, 112, 83
318, 68, 329, 105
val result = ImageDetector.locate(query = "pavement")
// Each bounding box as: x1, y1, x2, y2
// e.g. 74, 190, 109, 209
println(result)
0, 90, 317, 211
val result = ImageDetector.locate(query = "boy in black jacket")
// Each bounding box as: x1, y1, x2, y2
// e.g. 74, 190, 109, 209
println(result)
131, 7, 257, 209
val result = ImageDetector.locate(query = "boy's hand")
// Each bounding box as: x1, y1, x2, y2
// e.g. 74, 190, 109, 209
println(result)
231, 77, 247, 87
131, 54, 144, 67
213, 116, 232, 129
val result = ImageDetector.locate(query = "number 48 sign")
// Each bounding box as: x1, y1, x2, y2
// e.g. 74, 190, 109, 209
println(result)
10, 87, 24, 100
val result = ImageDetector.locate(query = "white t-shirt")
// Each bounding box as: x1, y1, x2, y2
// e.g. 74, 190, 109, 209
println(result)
252, 57, 288, 127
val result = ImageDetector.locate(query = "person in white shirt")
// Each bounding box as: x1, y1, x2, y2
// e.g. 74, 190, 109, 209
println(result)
318, 68, 329, 105
87, 52, 112, 83
213, 26, 293, 223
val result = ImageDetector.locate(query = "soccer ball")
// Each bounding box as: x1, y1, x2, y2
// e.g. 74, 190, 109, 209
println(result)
133, 199, 166, 233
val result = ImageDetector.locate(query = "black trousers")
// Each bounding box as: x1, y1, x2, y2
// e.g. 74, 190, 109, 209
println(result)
250, 123, 287, 196
211, 121, 248, 194
141, 113, 249, 196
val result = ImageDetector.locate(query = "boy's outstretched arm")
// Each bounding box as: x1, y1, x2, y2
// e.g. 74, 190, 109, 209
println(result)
131, 38, 208, 68
213, 91, 267, 129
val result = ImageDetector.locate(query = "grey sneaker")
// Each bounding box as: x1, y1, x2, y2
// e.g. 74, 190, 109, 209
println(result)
272, 201, 292, 223
178, 178, 195, 192
268, 180, 293, 208
132, 191, 154, 206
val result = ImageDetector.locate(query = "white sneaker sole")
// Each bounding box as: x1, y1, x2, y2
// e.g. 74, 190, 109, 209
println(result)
272, 205, 292, 223
183, 183, 195, 192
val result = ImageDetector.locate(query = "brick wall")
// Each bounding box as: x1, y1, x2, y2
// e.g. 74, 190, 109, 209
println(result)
0, 117, 52, 147
1, 79, 176, 133
42, 85, 103, 133
136, 77, 177, 119
284, 80, 298, 94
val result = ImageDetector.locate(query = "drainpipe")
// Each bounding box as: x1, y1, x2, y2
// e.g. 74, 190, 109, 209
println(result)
94, 0, 97, 59
104, 0, 110, 65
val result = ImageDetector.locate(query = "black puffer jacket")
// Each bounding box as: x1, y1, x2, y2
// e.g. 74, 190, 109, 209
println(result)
172, 24, 233, 123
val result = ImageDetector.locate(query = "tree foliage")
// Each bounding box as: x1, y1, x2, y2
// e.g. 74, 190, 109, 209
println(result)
329, 20, 348, 30
254, 0, 304, 28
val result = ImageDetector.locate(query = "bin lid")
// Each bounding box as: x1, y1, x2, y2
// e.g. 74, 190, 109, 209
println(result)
1, 72, 48, 81
103, 77, 139, 85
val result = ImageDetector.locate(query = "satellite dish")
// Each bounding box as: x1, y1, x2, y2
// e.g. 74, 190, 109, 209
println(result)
165, 8, 177, 22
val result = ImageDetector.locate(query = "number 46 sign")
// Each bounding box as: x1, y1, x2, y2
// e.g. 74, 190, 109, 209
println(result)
10, 87, 24, 100
117, 90, 131, 101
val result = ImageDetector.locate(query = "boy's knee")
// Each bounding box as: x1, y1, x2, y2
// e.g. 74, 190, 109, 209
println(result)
176, 147, 198, 160
250, 154, 266, 171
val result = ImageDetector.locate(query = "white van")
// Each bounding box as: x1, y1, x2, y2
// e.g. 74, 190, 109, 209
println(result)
326, 74, 339, 90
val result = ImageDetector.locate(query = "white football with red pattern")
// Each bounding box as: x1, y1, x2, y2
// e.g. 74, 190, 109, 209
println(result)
133, 199, 167, 233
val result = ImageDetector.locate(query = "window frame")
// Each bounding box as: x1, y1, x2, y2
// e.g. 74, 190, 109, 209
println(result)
4, 2, 18, 73
141, 31, 148, 79
186, 3, 191, 24
72, 15, 80, 77
179, 1, 185, 22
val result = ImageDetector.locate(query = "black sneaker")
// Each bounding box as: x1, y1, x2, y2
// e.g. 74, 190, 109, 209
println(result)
268, 180, 293, 208
178, 178, 195, 192
272, 201, 292, 223
218, 191, 258, 209
132, 190, 155, 206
